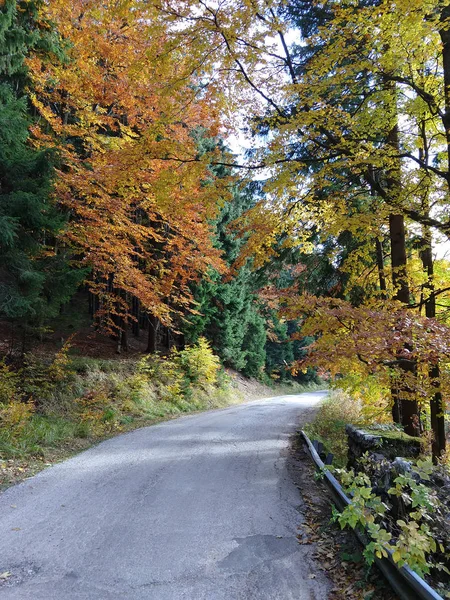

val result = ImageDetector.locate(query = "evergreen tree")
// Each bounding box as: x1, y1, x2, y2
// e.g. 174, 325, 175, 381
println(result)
0, 1, 82, 338
186, 180, 267, 377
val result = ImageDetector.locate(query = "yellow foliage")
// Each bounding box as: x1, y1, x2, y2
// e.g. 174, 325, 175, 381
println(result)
48, 337, 75, 383
176, 337, 221, 388
75, 389, 120, 435
332, 374, 391, 424
0, 400, 35, 437
0, 362, 21, 404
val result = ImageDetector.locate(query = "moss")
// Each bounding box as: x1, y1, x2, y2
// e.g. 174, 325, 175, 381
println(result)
363, 427, 421, 444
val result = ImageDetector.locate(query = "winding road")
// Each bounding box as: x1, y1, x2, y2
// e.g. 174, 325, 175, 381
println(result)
0, 392, 331, 599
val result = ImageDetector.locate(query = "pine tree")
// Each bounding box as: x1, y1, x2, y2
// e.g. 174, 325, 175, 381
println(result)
186, 179, 267, 377
0, 1, 82, 340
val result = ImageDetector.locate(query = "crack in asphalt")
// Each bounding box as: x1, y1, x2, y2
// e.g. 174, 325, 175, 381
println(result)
0, 392, 331, 600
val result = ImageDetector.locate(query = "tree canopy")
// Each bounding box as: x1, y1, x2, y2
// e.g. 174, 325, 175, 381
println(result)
1, 0, 450, 458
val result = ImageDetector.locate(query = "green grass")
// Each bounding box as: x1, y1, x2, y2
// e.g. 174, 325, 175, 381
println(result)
0, 415, 80, 458
69, 355, 133, 375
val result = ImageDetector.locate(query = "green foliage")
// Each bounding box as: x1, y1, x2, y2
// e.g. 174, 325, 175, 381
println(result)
186, 180, 267, 378
265, 316, 293, 380
265, 316, 319, 383
304, 390, 362, 465
241, 310, 266, 378
332, 460, 450, 581
0, 413, 82, 457
0, 1, 83, 333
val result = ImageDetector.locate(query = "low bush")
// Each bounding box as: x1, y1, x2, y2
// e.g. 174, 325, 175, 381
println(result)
176, 337, 221, 388
0, 339, 238, 461
304, 389, 363, 465
0, 361, 21, 403
330, 457, 450, 596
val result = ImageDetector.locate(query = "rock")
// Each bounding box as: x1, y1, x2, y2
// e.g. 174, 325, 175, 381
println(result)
392, 457, 412, 474
346, 424, 421, 469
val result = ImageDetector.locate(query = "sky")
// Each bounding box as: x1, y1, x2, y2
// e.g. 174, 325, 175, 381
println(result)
224, 17, 450, 262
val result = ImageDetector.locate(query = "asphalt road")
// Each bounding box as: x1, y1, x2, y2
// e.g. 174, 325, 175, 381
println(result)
0, 391, 331, 600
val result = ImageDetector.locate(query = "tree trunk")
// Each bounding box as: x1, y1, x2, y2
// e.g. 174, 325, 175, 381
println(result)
385, 98, 419, 436
439, 6, 450, 186
131, 297, 140, 337
116, 316, 129, 354
420, 234, 446, 462
375, 237, 387, 299
146, 314, 158, 353
162, 325, 172, 351
121, 324, 129, 352
389, 214, 409, 305
88, 290, 94, 317
388, 215, 419, 435
369, 171, 387, 300
174, 332, 185, 351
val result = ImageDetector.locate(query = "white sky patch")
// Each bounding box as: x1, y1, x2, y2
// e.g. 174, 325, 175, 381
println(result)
223, 19, 450, 262
434, 233, 450, 261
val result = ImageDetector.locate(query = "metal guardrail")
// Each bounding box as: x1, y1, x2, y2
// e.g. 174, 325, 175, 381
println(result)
300, 430, 444, 600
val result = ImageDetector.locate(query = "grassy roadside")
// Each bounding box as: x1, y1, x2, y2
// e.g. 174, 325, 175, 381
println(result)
0, 341, 323, 491
0, 411, 220, 492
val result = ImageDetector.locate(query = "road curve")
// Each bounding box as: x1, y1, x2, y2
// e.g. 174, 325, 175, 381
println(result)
0, 391, 331, 600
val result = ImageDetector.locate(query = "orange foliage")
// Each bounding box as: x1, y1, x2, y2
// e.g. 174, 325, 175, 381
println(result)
27, 0, 228, 328
262, 286, 450, 404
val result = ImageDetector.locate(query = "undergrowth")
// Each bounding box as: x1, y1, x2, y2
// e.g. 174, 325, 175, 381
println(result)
0, 337, 239, 460
330, 457, 450, 597
304, 376, 392, 466
305, 384, 450, 593
304, 389, 363, 465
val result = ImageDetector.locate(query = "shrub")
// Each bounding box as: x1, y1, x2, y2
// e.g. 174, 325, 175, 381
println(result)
305, 390, 362, 465
176, 337, 220, 388
0, 399, 35, 438
75, 388, 120, 435
21, 340, 75, 409
331, 459, 450, 584
0, 361, 21, 403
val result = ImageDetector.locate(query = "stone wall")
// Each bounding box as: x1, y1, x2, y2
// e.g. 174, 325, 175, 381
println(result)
346, 425, 421, 469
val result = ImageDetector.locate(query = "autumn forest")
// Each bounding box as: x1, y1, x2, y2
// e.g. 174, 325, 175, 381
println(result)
2, 1, 450, 444
3, 0, 450, 592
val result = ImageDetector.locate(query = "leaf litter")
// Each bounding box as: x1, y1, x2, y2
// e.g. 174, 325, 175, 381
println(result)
289, 434, 398, 600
